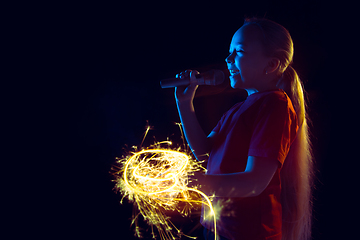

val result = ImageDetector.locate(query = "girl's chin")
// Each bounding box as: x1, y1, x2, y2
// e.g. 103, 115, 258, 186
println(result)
230, 75, 242, 88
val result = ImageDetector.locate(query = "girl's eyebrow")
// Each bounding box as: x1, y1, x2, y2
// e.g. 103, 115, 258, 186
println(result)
229, 43, 246, 52
235, 42, 246, 46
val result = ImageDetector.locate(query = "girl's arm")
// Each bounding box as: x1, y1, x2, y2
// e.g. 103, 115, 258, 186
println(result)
176, 99, 215, 161
194, 156, 278, 197
175, 70, 215, 161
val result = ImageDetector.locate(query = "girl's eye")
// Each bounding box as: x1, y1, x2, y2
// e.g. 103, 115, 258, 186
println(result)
236, 49, 244, 53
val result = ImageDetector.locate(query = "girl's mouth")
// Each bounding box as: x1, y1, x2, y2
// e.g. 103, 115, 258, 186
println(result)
229, 69, 240, 76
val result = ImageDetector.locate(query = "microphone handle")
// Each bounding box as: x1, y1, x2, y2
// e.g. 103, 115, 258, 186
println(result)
160, 78, 190, 88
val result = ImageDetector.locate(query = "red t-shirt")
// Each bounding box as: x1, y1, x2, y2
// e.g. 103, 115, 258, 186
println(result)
201, 89, 298, 240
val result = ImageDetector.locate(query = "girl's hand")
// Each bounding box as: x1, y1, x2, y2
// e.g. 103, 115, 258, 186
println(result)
174, 69, 200, 103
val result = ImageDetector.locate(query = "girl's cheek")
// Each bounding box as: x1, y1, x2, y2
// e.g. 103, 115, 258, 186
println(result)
235, 58, 242, 69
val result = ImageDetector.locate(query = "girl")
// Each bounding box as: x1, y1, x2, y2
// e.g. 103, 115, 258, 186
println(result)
175, 18, 313, 240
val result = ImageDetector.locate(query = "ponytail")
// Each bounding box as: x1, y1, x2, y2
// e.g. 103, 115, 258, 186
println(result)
277, 65, 305, 126
278, 65, 313, 240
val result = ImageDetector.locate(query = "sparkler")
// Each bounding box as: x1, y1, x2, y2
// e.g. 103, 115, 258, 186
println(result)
112, 124, 217, 240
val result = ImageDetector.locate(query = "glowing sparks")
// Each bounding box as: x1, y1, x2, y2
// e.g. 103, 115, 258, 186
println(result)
113, 125, 217, 240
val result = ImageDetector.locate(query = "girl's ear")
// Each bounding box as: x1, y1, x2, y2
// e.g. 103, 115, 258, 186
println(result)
265, 58, 280, 74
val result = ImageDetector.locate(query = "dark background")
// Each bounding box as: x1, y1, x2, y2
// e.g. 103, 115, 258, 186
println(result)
12, 1, 345, 239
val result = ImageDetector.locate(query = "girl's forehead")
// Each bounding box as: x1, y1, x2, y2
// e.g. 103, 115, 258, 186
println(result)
231, 25, 263, 47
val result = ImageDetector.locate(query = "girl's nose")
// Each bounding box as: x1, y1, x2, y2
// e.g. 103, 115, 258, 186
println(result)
225, 52, 235, 64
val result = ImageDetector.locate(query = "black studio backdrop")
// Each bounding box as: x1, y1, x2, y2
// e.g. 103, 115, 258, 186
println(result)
20, 1, 341, 239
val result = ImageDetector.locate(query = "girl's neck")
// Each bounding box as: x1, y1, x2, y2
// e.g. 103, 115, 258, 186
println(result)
246, 79, 280, 95
245, 89, 258, 96
245, 87, 280, 96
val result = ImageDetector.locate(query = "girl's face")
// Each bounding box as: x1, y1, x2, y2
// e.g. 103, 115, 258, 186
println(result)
226, 24, 272, 91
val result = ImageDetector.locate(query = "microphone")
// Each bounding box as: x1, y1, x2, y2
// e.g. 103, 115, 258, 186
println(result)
160, 69, 225, 88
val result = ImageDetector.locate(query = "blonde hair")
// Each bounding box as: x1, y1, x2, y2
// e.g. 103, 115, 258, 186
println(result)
244, 18, 314, 240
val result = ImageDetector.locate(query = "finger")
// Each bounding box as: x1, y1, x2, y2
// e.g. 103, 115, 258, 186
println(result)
183, 70, 192, 77
185, 69, 193, 77
176, 72, 184, 79
177, 69, 196, 80
189, 70, 200, 80
191, 70, 200, 75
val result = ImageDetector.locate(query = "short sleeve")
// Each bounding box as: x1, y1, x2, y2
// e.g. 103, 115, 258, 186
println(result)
248, 94, 298, 167
212, 116, 223, 133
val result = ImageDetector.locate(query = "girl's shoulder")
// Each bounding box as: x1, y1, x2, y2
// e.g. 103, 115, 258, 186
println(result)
248, 89, 288, 103
245, 89, 293, 116
226, 89, 290, 119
